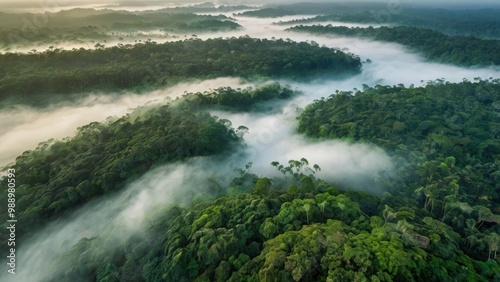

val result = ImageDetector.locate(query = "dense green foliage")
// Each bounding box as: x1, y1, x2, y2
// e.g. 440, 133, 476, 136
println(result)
176, 82, 299, 112
289, 25, 500, 67
298, 79, 500, 201
45, 159, 499, 281
0, 37, 361, 103
298, 79, 500, 261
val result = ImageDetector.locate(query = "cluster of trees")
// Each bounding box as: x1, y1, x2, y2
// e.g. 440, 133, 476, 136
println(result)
298, 79, 500, 263
45, 158, 499, 281
175, 82, 299, 112
289, 25, 500, 67
103, 14, 240, 32
0, 36, 361, 103
0, 10, 240, 47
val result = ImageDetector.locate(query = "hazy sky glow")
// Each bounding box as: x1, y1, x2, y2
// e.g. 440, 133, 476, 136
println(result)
1, 0, 499, 9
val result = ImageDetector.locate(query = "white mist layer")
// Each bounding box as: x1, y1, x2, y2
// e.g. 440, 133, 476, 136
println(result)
203, 14, 500, 83
0, 77, 254, 168
214, 108, 393, 193
9, 159, 230, 282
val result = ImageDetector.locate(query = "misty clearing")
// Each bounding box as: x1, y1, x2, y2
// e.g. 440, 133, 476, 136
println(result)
0, 1, 499, 282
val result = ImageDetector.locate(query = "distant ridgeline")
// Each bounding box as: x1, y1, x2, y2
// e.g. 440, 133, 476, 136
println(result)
246, 3, 500, 38
288, 25, 500, 67
0, 10, 241, 46
0, 37, 361, 103
234, 3, 391, 18
0, 83, 297, 255
281, 9, 500, 39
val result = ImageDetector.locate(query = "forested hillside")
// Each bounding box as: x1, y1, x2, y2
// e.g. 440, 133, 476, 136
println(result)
298, 79, 500, 202
298, 79, 500, 260
288, 25, 500, 66
263, 3, 500, 38
0, 83, 299, 253
0, 37, 360, 103
312, 9, 500, 38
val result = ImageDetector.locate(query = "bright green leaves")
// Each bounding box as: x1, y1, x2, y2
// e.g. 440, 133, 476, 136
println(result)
254, 177, 272, 196
258, 223, 332, 281
153, 193, 278, 281
296, 80, 500, 276
275, 202, 302, 229
259, 219, 279, 240
273, 194, 362, 231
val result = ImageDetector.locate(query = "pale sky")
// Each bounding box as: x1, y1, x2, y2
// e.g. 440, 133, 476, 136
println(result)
0, 0, 499, 11
1, 0, 499, 4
